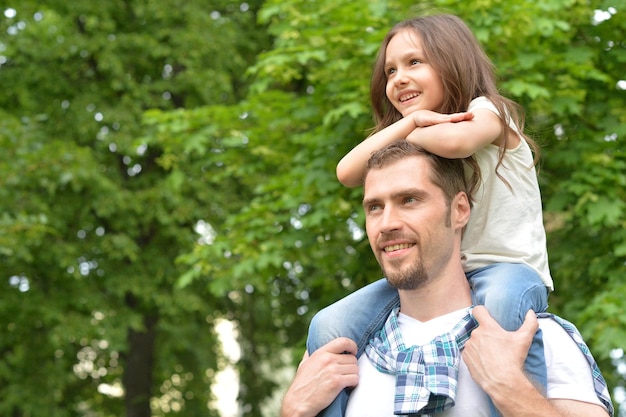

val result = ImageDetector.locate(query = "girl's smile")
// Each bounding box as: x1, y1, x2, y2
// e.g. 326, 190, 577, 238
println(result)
384, 28, 445, 116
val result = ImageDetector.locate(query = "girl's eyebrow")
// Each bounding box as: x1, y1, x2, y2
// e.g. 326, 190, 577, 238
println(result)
390, 47, 424, 60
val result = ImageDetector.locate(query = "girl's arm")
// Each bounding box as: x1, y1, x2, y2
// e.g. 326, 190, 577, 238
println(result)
336, 110, 473, 187
406, 108, 517, 159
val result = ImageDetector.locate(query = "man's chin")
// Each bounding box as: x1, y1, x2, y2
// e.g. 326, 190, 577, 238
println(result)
383, 266, 427, 290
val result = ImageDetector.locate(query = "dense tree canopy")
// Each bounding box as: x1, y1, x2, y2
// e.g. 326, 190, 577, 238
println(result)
0, 1, 270, 416
1, 0, 624, 416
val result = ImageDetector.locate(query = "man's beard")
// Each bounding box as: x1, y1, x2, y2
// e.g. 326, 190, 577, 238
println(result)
381, 258, 429, 290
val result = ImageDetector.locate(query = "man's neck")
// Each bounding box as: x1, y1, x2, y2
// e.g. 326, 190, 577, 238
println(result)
398, 273, 472, 322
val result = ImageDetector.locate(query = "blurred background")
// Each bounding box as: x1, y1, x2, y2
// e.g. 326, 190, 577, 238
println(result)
1, 0, 624, 416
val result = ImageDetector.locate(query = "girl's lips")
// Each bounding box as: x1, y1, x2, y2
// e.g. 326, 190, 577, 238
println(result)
399, 91, 420, 102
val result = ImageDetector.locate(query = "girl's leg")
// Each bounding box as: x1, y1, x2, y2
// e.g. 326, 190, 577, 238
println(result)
468, 263, 549, 415
306, 278, 399, 357
306, 278, 399, 417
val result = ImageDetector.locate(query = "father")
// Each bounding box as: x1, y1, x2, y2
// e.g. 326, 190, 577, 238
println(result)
280, 141, 613, 417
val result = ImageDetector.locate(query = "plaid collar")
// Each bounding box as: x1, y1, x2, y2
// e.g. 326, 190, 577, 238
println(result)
365, 307, 478, 416
537, 313, 615, 416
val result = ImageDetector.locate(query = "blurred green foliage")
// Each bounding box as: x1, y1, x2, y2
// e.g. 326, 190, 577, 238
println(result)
1, 0, 624, 415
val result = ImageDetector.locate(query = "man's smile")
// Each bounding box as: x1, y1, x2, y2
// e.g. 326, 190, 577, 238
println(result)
383, 243, 414, 252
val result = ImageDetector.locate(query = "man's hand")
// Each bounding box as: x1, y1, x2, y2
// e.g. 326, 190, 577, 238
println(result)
280, 337, 359, 417
411, 109, 474, 128
462, 306, 537, 393
463, 307, 609, 417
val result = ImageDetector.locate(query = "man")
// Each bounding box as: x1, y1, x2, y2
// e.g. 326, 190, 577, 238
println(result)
280, 141, 613, 417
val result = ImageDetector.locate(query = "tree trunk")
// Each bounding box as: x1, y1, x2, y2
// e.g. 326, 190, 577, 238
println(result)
123, 313, 158, 417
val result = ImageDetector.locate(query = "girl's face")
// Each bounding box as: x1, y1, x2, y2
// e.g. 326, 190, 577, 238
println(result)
384, 29, 445, 117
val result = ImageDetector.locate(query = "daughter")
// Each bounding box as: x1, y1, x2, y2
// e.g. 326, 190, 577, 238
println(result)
307, 14, 553, 416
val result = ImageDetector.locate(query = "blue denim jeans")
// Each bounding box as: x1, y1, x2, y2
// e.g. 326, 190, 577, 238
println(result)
306, 278, 399, 417
467, 263, 549, 394
306, 263, 549, 417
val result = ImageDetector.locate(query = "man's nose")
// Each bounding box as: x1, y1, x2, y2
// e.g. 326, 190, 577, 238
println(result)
380, 205, 403, 233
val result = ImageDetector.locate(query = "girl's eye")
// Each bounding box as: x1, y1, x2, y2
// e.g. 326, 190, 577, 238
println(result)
410, 59, 421, 65
387, 68, 396, 76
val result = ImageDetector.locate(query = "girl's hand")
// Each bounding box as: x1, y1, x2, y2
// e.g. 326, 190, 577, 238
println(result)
411, 110, 474, 127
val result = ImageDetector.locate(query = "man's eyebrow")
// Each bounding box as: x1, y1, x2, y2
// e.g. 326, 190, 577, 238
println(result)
394, 189, 429, 202
362, 188, 429, 208
362, 197, 380, 209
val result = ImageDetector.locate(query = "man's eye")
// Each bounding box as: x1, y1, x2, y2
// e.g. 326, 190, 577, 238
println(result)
368, 204, 382, 212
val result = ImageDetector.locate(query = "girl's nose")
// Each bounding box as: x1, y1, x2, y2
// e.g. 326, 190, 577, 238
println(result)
393, 68, 409, 86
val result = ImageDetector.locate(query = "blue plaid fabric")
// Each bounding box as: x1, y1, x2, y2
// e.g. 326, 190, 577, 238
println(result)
366, 308, 614, 417
537, 313, 615, 417
365, 307, 478, 415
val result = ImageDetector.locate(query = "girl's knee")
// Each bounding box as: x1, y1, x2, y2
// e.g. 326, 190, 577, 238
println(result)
307, 307, 342, 352
309, 307, 337, 337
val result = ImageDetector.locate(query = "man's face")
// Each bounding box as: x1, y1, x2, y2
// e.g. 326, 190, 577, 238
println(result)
363, 156, 460, 290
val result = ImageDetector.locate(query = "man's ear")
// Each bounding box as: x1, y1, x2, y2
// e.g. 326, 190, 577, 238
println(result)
452, 191, 471, 229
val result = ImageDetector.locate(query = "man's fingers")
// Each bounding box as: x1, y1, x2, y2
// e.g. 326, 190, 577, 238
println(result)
471, 305, 496, 327
519, 309, 539, 337
472, 305, 539, 346
323, 337, 358, 356
314, 338, 359, 388
282, 339, 359, 416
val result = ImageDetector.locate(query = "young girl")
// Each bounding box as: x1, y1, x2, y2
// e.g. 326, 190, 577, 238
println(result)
307, 14, 553, 416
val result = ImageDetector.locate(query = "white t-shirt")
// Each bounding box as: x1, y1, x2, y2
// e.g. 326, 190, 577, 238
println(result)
345, 308, 605, 417
462, 97, 553, 290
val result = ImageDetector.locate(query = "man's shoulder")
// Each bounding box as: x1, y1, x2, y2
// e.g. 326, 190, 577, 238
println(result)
537, 315, 571, 337
536, 314, 591, 374
536, 313, 580, 341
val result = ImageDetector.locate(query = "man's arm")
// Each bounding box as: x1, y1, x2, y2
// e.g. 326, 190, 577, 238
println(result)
280, 337, 359, 417
463, 306, 609, 417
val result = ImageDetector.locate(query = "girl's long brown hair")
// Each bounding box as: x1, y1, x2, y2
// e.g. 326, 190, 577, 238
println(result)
369, 14, 540, 192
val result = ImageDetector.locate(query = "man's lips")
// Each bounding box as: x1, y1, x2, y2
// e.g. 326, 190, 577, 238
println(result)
383, 243, 414, 252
